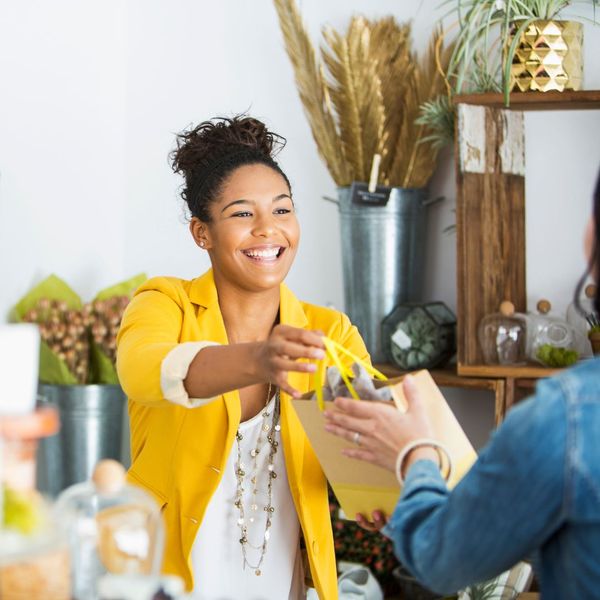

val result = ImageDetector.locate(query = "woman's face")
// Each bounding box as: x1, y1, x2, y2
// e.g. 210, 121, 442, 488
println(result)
191, 163, 300, 293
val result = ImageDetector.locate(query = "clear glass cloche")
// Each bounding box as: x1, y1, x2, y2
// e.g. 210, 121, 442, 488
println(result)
478, 301, 527, 365
54, 459, 165, 600
525, 299, 578, 366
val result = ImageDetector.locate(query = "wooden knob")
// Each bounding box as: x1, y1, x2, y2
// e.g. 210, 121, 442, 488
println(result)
585, 284, 597, 299
92, 459, 126, 495
537, 299, 551, 314
499, 301, 515, 316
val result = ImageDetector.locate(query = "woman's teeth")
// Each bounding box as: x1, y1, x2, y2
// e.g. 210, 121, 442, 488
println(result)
244, 248, 281, 259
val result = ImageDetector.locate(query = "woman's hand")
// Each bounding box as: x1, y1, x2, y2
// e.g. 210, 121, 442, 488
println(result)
256, 324, 325, 397
355, 511, 388, 533
323, 375, 435, 472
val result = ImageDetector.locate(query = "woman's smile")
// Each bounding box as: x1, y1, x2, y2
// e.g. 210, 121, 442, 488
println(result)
241, 244, 286, 264
192, 163, 300, 292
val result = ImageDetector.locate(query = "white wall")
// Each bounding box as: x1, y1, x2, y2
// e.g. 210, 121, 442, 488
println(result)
1, 1, 599, 449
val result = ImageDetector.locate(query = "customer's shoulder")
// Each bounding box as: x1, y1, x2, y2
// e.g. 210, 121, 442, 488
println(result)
538, 358, 600, 406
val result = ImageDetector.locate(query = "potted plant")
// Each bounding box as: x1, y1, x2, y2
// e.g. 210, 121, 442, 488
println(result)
273, 0, 453, 360
443, 0, 598, 105
12, 274, 145, 496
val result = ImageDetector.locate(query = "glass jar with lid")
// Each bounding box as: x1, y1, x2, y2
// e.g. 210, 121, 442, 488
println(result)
478, 301, 527, 365
526, 299, 578, 365
55, 459, 165, 600
0, 407, 71, 600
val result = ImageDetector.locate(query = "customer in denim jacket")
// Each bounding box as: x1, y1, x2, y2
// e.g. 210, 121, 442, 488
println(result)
324, 169, 600, 599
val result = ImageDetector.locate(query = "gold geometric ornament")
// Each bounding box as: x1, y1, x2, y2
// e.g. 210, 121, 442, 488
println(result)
507, 20, 583, 93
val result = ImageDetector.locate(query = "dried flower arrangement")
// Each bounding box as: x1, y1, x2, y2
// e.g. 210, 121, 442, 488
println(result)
273, 0, 454, 188
12, 274, 145, 385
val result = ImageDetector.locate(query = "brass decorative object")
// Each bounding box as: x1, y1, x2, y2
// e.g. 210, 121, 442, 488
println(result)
508, 20, 583, 93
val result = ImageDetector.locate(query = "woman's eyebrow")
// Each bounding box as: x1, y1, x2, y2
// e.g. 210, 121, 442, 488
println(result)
274, 193, 291, 202
221, 194, 291, 212
221, 199, 253, 212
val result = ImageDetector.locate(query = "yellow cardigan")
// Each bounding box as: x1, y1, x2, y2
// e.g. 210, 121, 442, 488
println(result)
116, 269, 369, 599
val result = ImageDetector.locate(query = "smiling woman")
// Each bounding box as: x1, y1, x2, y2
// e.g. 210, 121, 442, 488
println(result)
115, 115, 369, 600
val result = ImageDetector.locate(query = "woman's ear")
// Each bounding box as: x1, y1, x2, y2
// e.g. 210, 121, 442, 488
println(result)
190, 217, 211, 249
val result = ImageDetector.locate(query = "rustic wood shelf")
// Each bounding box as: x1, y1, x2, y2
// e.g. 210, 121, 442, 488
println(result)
375, 363, 509, 425
375, 363, 501, 391
375, 363, 560, 426
454, 90, 600, 111
457, 364, 561, 379
451, 89, 597, 423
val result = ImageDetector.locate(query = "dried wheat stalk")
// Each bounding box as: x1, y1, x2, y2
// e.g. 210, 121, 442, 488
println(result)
273, 0, 350, 184
321, 17, 386, 183
274, 0, 452, 188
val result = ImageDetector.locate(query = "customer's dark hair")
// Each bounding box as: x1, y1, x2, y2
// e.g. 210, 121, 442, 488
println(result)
170, 115, 291, 222
575, 169, 600, 316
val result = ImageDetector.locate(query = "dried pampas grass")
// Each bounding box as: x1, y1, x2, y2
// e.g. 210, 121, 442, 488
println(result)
273, 0, 453, 188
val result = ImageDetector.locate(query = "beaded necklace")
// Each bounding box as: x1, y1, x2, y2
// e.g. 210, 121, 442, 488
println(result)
234, 383, 281, 576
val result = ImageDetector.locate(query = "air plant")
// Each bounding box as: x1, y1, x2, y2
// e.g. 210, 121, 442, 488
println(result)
442, 0, 598, 105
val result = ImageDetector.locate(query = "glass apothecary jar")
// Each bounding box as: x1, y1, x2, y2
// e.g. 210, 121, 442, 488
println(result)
478, 301, 527, 365
55, 459, 165, 600
381, 302, 456, 370
0, 407, 71, 600
526, 300, 578, 366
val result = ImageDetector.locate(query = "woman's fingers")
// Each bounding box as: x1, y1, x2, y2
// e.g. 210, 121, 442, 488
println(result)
402, 375, 425, 415
273, 325, 325, 350
323, 410, 369, 439
332, 395, 386, 418
355, 512, 387, 532
270, 339, 325, 361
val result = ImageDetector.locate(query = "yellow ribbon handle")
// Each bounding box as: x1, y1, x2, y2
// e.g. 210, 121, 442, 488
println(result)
314, 336, 388, 411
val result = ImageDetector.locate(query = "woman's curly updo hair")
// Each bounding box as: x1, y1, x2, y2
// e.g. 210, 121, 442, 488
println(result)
170, 115, 291, 222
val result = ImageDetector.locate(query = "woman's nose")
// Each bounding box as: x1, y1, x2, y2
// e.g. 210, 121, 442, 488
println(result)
252, 213, 276, 237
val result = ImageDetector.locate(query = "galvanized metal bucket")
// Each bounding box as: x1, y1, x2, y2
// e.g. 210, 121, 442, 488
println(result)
36, 384, 126, 497
336, 186, 428, 363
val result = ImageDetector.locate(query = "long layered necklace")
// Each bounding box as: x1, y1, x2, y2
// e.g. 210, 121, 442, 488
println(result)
234, 383, 281, 576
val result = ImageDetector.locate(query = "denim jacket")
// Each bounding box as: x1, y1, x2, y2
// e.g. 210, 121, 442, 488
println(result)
383, 358, 600, 599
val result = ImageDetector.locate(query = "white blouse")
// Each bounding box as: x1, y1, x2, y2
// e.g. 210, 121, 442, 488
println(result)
161, 344, 305, 600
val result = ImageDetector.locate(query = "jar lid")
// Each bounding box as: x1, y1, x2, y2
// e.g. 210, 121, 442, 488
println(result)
499, 300, 515, 316
537, 299, 551, 314
0, 406, 59, 440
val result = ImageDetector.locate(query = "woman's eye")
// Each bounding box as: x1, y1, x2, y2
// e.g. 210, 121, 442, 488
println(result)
274, 208, 292, 215
231, 211, 252, 218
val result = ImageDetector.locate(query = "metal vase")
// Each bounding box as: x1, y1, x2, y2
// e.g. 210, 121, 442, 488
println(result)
507, 20, 583, 93
337, 186, 428, 363
36, 384, 126, 497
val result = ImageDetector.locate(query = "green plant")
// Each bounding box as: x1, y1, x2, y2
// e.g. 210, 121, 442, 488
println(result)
416, 0, 597, 149
536, 343, 579, 367
443, 0, 598, 105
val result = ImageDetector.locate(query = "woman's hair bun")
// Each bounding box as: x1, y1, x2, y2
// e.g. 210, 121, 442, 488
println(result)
170, 115, 290, 222
172, 116, 285, 176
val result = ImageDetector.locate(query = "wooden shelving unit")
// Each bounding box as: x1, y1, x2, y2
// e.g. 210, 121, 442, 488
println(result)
454, 90, 600, 111
375, 363, 509, 426
457, 364, 560, 379
453, 90, 599, 422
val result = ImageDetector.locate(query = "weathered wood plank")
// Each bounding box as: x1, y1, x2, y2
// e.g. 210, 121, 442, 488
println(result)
456, 104, 527, 366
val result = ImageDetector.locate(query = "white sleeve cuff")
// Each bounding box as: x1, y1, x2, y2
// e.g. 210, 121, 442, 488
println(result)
160, 341, 221, 408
